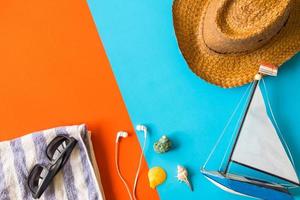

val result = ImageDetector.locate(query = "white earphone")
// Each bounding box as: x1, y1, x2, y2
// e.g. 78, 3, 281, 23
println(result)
133, 125, 147, 200
115, 130, 133, 200
114, 125, 148, 200
116, 131, 128, 143
136, 124, 147, 132
135, 124, 147, 139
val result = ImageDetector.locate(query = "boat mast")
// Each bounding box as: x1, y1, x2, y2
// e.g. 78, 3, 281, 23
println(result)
223, 75, 261, 174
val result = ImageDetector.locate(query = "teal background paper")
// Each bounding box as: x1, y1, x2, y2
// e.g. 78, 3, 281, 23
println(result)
87, 0, 300, 199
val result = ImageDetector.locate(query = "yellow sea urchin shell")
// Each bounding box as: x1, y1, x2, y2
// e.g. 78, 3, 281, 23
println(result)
148, 167, 167, 189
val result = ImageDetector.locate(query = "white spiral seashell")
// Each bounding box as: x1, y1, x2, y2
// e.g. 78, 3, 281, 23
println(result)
176, 165, 193, 191
177, 165, 188, 181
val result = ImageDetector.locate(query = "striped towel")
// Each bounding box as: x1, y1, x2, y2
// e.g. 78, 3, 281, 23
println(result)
0, 124, 105, 200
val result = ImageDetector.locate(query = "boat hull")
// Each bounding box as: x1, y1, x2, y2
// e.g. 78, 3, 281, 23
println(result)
201, 169, 293, 200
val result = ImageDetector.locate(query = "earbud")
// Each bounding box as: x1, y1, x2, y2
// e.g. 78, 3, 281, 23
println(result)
136, 124, 147, 132
135, 124, 147, 139
136, 124, 147, 139
116, 131, 129, 143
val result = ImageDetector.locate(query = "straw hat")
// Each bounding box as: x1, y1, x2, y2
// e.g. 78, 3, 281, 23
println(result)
173, 0, 300, 88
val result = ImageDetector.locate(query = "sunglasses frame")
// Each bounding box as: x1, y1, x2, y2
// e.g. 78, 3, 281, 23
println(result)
27, 135, 77, 199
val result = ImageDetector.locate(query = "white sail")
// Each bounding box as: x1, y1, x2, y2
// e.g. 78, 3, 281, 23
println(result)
231, 86, 299, 184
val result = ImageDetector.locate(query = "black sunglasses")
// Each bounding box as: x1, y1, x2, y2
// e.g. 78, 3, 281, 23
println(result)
27, 135, 77, 199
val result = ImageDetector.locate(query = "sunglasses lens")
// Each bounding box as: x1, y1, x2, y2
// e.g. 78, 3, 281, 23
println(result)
28, 165, 48, 193
46, 136, 71, 161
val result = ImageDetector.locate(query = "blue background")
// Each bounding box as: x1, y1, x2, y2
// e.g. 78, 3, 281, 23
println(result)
87, 0, 300, 199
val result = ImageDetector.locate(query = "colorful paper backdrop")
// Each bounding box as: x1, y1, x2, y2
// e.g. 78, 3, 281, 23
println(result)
1, 0, 300, 199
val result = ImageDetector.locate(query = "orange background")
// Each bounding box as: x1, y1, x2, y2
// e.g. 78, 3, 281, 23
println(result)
0, 1, 158, 199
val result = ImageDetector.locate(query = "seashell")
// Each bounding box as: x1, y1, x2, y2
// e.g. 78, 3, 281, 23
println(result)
176, 165, 193, 191
148, 166, 167, 189
153, 135, 172, 153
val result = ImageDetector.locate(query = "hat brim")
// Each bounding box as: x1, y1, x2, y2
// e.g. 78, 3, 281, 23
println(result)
173, 0, 300, 88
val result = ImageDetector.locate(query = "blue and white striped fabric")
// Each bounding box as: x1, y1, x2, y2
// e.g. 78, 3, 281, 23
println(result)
0, 124, 105, 200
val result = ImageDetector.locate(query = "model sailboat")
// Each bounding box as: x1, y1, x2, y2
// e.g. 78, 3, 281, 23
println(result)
201, 70, 299, 200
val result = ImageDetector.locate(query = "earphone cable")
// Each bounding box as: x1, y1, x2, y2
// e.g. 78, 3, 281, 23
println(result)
133, 131, 147, 200
115, 141, 134, 200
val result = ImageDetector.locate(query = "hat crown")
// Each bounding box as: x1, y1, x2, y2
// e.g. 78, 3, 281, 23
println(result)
203, 0, 293, 53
